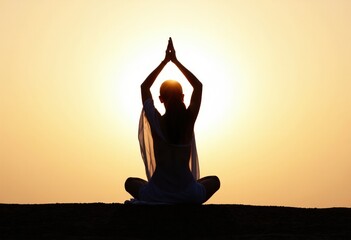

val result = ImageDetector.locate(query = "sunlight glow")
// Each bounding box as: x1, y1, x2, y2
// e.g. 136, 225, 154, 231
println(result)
113, 39, 246, 140
2, 0, 351, 207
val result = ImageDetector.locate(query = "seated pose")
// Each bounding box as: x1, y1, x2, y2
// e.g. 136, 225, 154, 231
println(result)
125, 38, 220, 204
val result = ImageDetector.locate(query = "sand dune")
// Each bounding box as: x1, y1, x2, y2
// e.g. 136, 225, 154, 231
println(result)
1, 203, 350, 239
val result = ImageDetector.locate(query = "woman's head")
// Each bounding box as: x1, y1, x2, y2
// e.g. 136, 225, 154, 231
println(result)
159, 80, 184, 107
159, 80, 188, 144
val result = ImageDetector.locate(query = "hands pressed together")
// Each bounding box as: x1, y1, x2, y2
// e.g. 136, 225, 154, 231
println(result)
164, 37, 178, 63
141, 37, 202, 111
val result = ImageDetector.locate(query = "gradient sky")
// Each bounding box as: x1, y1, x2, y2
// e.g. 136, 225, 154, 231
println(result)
1, 0, 350, 207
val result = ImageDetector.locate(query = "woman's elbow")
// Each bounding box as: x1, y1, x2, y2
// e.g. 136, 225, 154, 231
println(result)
195, 82, 203, 91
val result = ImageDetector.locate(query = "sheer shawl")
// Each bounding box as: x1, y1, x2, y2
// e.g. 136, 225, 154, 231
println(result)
138, 101, 200, 181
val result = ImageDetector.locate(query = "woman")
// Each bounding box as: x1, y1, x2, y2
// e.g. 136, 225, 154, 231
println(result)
125, 38, 220, 204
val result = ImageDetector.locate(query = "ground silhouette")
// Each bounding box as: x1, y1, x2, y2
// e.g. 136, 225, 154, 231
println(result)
1, 203, 350, 239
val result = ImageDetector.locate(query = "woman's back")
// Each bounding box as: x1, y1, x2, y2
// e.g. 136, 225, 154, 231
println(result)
152, 135, 195, 191
160, 109, 195, 145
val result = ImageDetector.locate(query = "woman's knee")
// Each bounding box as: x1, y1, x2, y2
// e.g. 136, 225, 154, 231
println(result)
124, 177, 147, 192
206, 176, 220, 192
199, 175, 220, 189
212, 176, 220, 190
125, 177, 138, 191
124, 177, 132, 189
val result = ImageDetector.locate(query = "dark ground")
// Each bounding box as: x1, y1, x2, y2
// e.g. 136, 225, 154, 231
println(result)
0, 203, 350, 239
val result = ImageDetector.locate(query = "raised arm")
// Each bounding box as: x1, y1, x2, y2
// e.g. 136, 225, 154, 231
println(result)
141, 39, 173, 103
141, 60, 167, 103
168, 38, 203, 119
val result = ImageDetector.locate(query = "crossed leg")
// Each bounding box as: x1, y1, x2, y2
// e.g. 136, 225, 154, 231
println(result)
124, 177, 148, 199
125, 175, 220, 202
197, 175, 221, 203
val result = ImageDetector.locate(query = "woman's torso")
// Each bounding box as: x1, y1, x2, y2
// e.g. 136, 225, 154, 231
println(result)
150, 111, 196, 192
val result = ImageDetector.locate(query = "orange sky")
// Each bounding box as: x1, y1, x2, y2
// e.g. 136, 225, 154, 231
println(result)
1, 0, 350, 207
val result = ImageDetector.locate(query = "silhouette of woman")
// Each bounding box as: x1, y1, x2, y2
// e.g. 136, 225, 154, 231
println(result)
125, 38, 220, 204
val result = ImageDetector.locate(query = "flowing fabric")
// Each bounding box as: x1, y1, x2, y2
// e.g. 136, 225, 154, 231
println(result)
138, 101, 200, 181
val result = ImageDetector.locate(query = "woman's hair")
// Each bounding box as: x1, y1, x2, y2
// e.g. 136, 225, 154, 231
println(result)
160, 80, 188, 144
